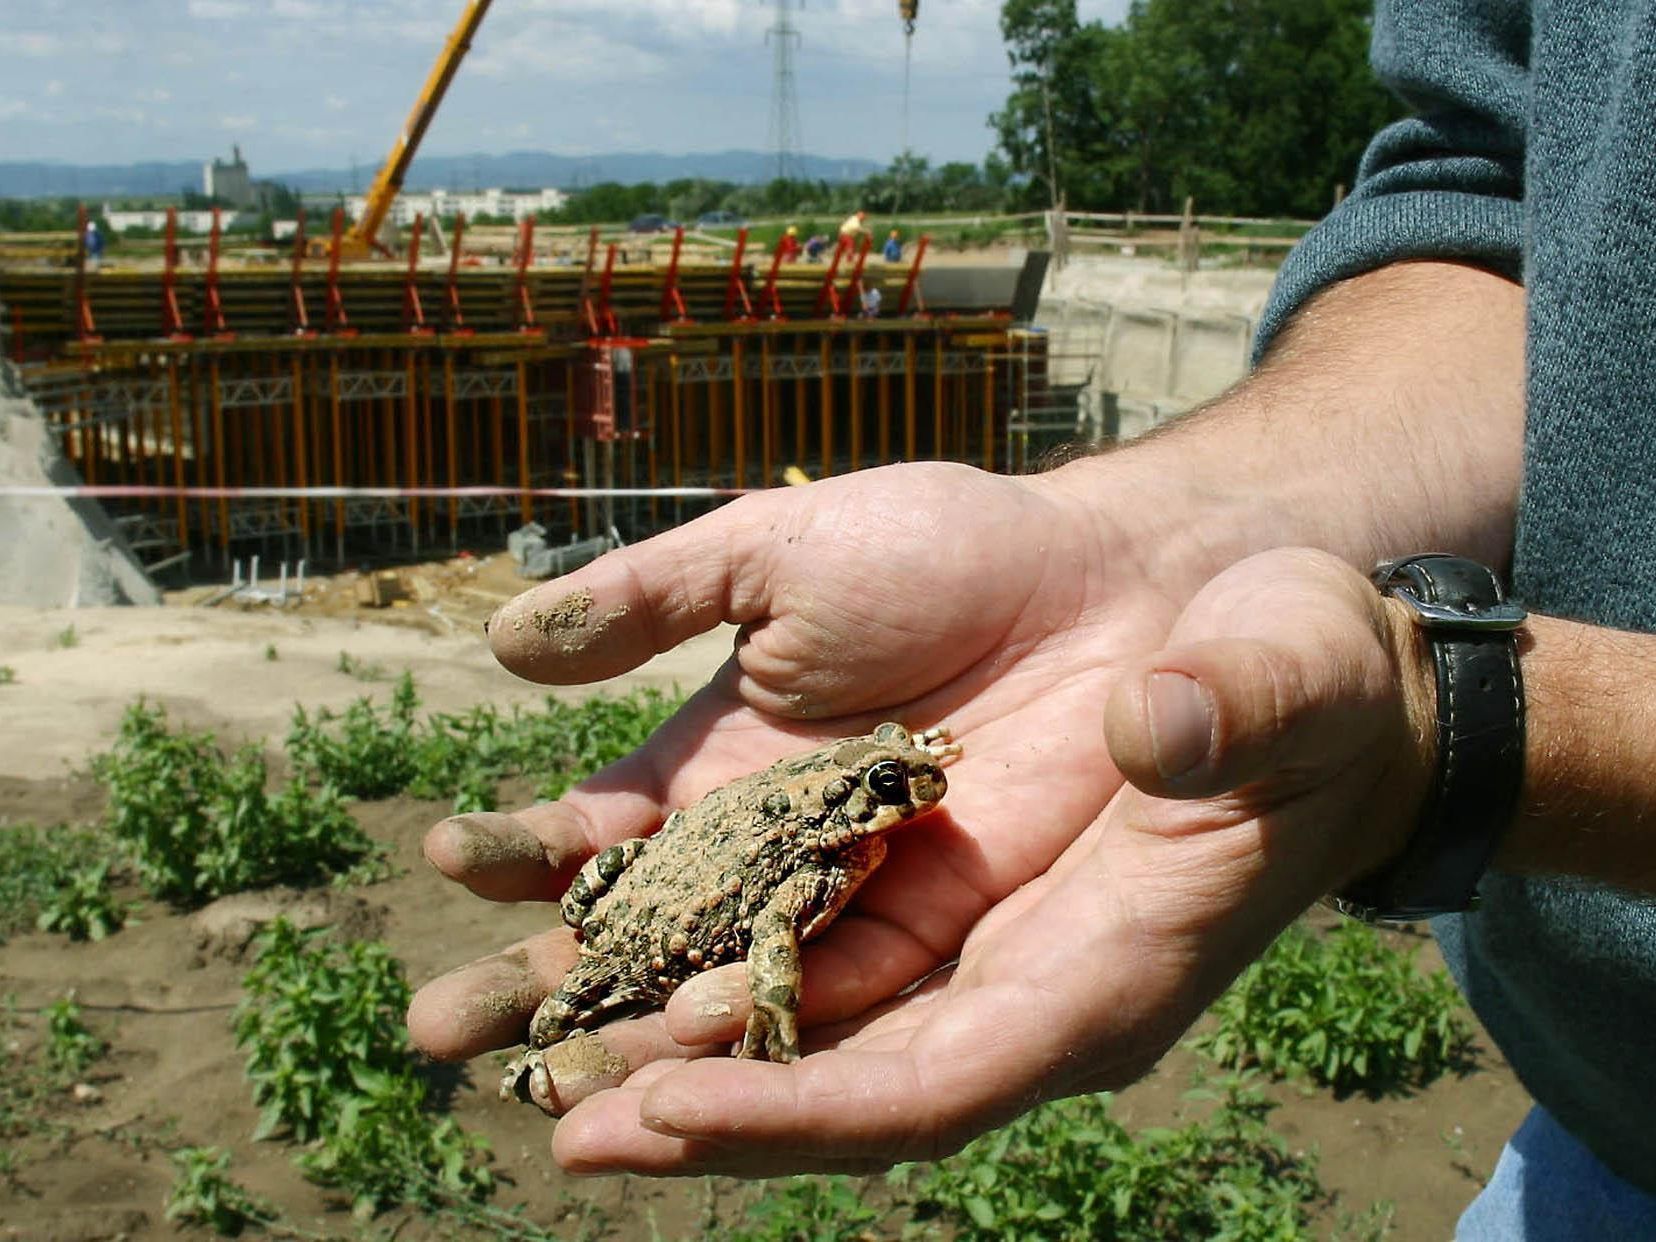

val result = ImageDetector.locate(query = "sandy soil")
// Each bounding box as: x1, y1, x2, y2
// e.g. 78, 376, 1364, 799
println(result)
0, 596, 1530, 1240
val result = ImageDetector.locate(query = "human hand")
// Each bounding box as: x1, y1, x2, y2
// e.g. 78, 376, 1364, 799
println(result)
464, 545, 1435, 1175
405, 459, 1432, 1174
406, 461, 1185, 1115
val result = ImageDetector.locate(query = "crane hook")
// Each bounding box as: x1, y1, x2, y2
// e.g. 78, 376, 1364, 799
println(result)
899, 0, 918, 37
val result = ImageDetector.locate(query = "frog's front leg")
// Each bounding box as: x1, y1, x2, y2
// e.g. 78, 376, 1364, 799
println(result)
739, 862, 873, 1063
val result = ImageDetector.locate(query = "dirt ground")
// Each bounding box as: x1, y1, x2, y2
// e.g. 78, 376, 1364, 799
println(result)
0, 591, 1531, 1240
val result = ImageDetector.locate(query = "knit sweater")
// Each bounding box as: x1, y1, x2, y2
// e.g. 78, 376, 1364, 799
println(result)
1255, 0, 1656, 1193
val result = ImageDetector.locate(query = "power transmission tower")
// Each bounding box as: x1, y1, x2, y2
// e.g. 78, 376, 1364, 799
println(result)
766, 0, 804, 182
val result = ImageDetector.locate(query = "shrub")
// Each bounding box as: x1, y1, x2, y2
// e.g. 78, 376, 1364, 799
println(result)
233, 920, 414, 1143
96, 702, 381, 907
1190, 921, 1475, 1095
233, 920, 496, 1219
907, 1077, 1321, 1241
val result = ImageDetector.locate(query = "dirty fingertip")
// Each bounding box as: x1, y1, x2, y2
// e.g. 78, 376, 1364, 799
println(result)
488, 582, 639, 682
664, 966, 751, 1044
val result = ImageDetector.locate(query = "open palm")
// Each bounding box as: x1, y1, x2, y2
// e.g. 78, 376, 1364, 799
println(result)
407, 460, 1224, 1168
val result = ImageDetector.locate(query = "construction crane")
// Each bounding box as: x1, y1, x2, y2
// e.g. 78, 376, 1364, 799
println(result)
336, 0, 494, 260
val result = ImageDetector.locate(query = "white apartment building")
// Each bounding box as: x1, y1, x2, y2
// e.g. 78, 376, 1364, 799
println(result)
344, 186, 569, 227
102, 208, 241, 234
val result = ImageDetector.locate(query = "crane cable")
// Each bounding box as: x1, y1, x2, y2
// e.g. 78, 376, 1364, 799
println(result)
896, 0, 918, 213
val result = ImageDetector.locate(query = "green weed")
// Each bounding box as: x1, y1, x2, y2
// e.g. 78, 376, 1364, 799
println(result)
0, 665, 14, 684
34, 861, 130, 941
286, 674, 680, 813
0, 823, 125, 943
263, 643, 279, 662
335, 650, 387, 682
1190, 921, 1475, 1095
233, 920, 497, 1221
95, 702, 383, 907
53, 625, 78, 649
42, 997, 105, 1077
906, 1076, 1321, 1240
722, 1176, 884, 1242
165, 1146, 277, 1236
234, 920, 414, 1143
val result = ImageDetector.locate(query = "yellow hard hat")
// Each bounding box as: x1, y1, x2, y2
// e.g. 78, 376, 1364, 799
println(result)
786, 225, 798, 235
889, 230, 900, 238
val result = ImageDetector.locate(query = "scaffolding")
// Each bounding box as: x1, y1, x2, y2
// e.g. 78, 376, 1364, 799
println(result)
3, 224, 1055, 573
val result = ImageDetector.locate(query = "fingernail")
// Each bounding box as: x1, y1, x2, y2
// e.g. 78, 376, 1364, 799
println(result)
1147, 672, 1213, 780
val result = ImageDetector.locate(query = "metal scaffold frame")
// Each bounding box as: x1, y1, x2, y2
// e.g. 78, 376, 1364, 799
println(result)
5, 242, 1049, 573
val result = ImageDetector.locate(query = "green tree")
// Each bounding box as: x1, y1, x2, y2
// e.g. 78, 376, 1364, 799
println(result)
993, 0, 1403, 217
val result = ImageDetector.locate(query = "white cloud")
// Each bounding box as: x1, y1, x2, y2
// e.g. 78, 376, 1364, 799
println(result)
0, 100, 31, 121
45, 79, 66, 97
0, 31, 63, 57
272, 0, 326, 16
187, 0, 254, 18
220, 114, 257, 130
324, 94, 349, 112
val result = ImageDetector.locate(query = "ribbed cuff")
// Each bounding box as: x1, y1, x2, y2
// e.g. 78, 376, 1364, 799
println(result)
1254, 189, 1525, 365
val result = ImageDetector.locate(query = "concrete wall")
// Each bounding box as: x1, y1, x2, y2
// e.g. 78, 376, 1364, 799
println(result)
1034, 255, 1279, 441
0, 362, 160, 608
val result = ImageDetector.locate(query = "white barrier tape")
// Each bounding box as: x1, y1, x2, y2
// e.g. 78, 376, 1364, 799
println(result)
0, 484, 760, 500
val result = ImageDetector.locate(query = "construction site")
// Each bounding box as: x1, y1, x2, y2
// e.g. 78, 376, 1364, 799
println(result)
0, 0, 1086, 604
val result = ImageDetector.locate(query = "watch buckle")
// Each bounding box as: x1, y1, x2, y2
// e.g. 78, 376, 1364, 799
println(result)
1389, 589, 1528, 632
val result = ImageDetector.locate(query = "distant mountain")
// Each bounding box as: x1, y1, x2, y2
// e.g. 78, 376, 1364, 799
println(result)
0, 150, 884, 199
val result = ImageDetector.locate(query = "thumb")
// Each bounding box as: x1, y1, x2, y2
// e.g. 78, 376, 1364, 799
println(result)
1103, 622, 1432, 806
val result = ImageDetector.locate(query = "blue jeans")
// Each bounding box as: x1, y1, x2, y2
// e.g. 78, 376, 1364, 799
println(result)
1457, 1106, 1656, 1240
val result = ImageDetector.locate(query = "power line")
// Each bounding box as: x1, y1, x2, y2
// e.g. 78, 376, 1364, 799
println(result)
766, 0, 804, 182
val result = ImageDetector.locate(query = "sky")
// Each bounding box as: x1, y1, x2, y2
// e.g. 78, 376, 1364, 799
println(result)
0, 0, 1130, 172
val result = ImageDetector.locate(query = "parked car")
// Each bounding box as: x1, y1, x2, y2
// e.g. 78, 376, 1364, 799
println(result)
696, 211, 745, 229
627, 214, 678, 234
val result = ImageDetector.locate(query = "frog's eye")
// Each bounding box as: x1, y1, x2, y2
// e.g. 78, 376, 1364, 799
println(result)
864, 760, 909, 804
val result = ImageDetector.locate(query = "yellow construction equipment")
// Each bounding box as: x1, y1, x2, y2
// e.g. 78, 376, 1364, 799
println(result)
336, 0, 494, 260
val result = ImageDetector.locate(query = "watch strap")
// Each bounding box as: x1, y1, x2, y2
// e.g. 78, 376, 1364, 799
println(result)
1331, 554, 1526, 923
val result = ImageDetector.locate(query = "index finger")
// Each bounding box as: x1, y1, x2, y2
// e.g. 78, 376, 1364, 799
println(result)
487, 492, 784, 686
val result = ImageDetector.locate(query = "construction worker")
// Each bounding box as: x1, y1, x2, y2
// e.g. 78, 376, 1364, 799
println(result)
84, 220, 103, 269
803, 233, 831, 262
777, 225, 803, 263
883, 229, 903, 262
838, 209, 868, 241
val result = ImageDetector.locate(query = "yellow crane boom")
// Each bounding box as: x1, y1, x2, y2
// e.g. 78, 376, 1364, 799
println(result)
344, 0, 494, 258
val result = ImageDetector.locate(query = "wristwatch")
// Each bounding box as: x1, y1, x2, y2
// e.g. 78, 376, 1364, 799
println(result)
1328, 554, 1527, 924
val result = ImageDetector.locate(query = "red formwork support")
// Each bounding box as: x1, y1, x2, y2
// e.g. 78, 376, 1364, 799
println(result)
660, 227, 690, 324
324, 208, 357, 337
897, 234, 932, 317
444, 212, 472, 335
403, 212, 432, 335
813, 234, 852, 319
73, 204, 101, 345
202, 208, 233, 340
513, 216, 538, 332
723, 227, 755, 322
759, 237, 788, 320
844, 234, 873, 310
584, 242, 620, 338
160, 207, 191, 341
289, 208, 316, 338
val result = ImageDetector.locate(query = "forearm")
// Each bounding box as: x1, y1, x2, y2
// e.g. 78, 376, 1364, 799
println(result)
1043, 260, 1526, 597
1494, 614, 1656, 892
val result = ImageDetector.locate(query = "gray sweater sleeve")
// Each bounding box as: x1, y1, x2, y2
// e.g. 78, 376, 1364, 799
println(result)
1253, 1, 1532, 361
